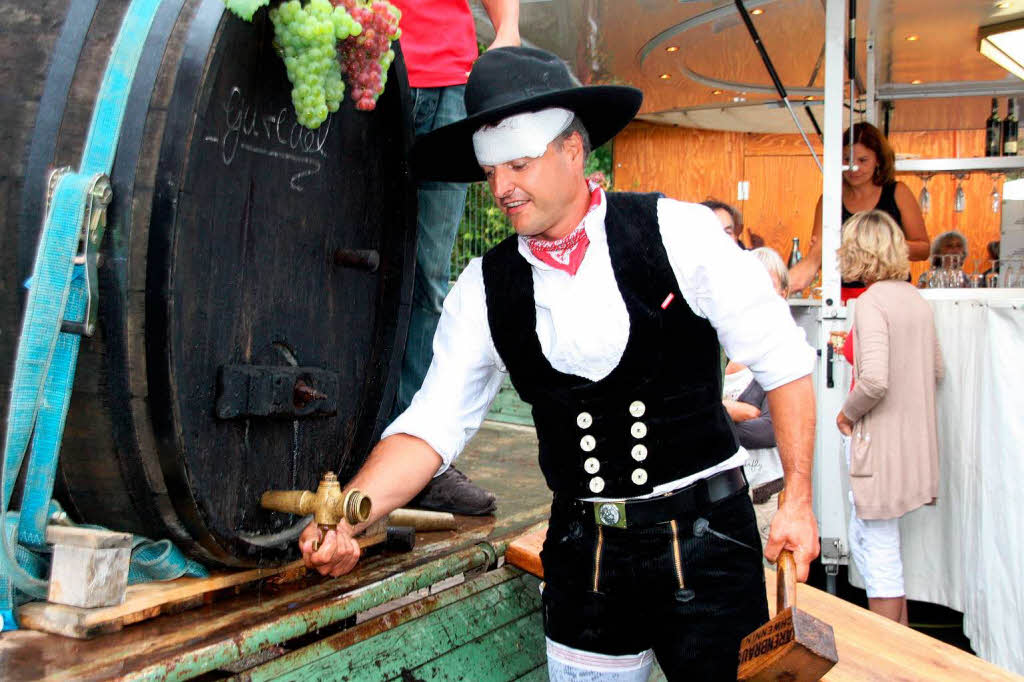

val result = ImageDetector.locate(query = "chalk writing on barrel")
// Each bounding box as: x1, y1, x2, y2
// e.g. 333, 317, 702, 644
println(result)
207, 86, 332, 191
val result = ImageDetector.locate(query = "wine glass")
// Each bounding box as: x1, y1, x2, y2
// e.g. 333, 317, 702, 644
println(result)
953, 174, 967, 213
990, 173, 1003, 214
985, 259, 1000, 288
918, 174, 932, 215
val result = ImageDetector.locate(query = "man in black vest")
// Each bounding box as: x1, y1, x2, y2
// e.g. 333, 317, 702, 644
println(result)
301, 47, 819, 680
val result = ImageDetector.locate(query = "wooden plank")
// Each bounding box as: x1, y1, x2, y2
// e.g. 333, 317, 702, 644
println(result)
740, 154, 822, 259
17, 559, 307, 639
505, 526, 545, 579
506, 524, 1023, 681
515, 663, 549, 681
244, 567, 527, 681
400, 611, 547, 681
487, 378, 535, 426
265, 572, 542, 682
745, 133, 823, 157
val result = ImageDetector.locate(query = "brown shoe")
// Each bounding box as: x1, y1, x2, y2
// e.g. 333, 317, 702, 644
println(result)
410, 466, 497, 516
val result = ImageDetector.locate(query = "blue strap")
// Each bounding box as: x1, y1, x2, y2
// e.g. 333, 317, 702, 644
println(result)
0, 0, 175, 630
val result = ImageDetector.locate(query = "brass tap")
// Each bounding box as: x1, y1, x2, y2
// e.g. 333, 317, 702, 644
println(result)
261, 472, 372, 550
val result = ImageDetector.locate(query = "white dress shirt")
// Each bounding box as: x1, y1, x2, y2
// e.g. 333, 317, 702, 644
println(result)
382, 191, 815, 499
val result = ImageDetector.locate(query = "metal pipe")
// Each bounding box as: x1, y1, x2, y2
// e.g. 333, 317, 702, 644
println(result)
847, 0, 856, 173
822, 0, 845, 316
733, 0, 822, 171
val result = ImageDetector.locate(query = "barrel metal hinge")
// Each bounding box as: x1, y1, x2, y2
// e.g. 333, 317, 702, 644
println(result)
215, 365, 339, 419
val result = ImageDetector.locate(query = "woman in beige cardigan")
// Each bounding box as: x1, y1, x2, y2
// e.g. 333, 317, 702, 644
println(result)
835, 210, 943, 625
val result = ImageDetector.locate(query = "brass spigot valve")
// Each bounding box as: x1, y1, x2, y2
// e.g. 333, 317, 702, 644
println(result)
261, 472, 372, 550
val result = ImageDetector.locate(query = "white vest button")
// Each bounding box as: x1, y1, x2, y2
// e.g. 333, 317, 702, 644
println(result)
629, 400, 646, 417
631, 444, 648, 461
584, 457, 601, 474
576, 412, 593, 429
580, 435, 597, 452
589, 477, 605, 493
630, 422, 647, 439
631, 468, 648, 485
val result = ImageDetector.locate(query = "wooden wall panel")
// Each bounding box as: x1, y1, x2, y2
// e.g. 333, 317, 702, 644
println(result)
612, 125, 1003, 283
742, 155, 822, 261
613, 122, 743, 204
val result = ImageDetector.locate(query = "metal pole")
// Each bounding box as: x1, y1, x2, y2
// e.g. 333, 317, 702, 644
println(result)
847, 0, 857, 168
813, 0, 852, 580
865, 36, 877, 124
733, 0, 822, 172
823, 0, 845, 311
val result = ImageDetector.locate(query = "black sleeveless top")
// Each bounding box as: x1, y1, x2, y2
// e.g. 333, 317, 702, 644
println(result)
841, 181, 903, 288
480, 192, 738, 499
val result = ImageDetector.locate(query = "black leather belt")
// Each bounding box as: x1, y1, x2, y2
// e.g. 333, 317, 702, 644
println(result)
562, 467, 748, 529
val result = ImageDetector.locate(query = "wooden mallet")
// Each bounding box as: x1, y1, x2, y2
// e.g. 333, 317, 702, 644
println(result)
737, 492, 839, 681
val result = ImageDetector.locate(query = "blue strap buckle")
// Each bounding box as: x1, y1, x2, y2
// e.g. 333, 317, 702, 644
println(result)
44, 167, 111, 337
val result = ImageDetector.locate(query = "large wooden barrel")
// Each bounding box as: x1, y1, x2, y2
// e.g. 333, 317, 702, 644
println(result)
0, 0, 416, 566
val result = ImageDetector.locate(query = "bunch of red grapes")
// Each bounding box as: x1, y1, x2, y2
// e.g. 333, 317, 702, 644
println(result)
333, 0, 400, 111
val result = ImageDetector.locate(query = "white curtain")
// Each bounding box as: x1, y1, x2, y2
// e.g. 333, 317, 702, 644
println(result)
847, 295, 1024, 673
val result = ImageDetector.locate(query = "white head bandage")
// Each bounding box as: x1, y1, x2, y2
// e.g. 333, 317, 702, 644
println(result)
472, 108, 574, 166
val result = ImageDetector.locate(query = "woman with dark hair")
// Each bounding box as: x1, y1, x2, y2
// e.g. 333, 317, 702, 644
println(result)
790, 122, 930, 300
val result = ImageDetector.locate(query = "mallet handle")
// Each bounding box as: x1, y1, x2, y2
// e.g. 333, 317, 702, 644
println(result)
775, 490, 798, 614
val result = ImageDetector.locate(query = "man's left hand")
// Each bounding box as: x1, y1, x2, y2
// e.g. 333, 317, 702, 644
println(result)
762, 496, 819, 583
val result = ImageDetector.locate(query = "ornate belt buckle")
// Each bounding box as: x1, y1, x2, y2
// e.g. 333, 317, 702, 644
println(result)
593, 501, 628, 529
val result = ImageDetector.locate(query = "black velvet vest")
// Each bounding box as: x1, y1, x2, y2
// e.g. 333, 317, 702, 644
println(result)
481, 192, 738, 499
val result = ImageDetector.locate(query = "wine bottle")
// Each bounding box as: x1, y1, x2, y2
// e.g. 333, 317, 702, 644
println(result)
986, 97, 1001, 157
787, 237, 803, 268
1003, 98, 1019, 156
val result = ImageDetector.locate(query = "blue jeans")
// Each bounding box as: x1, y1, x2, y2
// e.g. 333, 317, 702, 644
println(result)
392, 85, 470, 420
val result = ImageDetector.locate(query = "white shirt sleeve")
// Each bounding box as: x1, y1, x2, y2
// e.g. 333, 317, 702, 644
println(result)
380, 258, 507, 475
657, 199, 815, 391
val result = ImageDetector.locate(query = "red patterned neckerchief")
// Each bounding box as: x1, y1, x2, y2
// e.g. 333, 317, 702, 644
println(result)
525, 182, 601, 275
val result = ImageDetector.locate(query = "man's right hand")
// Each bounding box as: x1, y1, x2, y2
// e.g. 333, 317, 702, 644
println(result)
299, 520, 361, 577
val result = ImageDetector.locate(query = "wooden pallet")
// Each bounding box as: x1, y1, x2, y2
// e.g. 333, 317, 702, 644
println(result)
16, 559, 308, 639
506, 524, 1024, 682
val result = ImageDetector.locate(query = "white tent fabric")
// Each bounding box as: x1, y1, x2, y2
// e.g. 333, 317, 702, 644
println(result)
846, 293, 1024, 674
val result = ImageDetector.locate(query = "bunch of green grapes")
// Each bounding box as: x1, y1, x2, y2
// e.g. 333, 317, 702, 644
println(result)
269, 0, 361, 128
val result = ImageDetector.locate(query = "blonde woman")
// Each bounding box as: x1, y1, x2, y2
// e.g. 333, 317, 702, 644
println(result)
836, 210, 943, 625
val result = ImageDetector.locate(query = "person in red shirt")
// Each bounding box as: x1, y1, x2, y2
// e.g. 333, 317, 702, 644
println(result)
390, 0, 520, 515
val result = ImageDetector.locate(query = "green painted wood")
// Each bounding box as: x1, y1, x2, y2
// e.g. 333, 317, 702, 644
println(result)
486, 377, 534, 426
400, 611, 546, 681
515, 663, 549, 681
266, 573, 543, 682
244, 567, 524, 681
127, 545, 496, 681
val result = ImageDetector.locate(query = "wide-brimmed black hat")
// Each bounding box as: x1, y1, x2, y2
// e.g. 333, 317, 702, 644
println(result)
414, 47, 643, 182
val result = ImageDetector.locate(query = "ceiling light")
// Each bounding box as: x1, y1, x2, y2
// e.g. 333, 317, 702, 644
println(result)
911, 79, 923, 84
996, 2, 1012, 9
751, 8, 764, 15
712, 89, 723, 95
980, 18, 1024, 80
665, 46, 679, 53
906, 34, 920, 41
659, 73, 672, 80
804, 96, 815, 101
